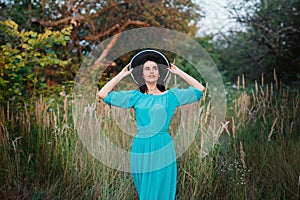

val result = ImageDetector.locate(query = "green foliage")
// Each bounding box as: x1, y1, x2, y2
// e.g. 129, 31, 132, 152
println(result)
247, 0, 300, 83
0, 20, 72, 107
0, 0, 43, 33
216, 0, 300, 84
212, 32, 275, 83
0, 0, 203, 101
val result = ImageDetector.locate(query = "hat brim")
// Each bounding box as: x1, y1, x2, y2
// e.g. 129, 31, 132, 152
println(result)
129, 49, 170, 86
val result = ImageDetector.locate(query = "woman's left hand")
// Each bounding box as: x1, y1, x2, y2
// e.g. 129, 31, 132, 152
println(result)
168, 64, 182, 75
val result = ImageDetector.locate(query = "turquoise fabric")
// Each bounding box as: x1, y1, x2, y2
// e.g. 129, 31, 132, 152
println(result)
103, 87, 203, 200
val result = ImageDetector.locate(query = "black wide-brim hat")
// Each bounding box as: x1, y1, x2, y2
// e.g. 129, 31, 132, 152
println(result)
129, 49, 170, 86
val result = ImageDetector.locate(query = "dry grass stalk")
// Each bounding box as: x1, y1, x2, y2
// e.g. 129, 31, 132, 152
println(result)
270, 82, 273, 102
0, 105, 4, 123
251, 89, 256, 105
215, 121, 230, 142
237, 75, 240, 91
57, 103, 60, 125
280, 118, 284, 135
239, 141, 246, 169
0, 120, 11, 179
242, 74, 245, 89
24, 102, 30, 133
292, 96, 299, 120
204, 101, 211, 124
10, 112, 14, 129
222, 121, 231, 136
211, 115, 217, 142
260, 86, 265, 104
35, 96, 42, 123
53, 111, 58, 133
203, 82, 208, 101
255, 81, 258, 98
6, 101, 9, 122
63, 95, 68, 126
46, 112, 50, 129
0, 121, 9, 149
268, 117, 279, 142
231, 116, 236, 138
274, 69, 278, 90
266, 84, 269, 104
34, 96, 52, 129
237, 92, 250, 121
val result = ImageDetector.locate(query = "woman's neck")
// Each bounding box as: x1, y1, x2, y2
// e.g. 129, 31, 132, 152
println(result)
146, 83, 159, 94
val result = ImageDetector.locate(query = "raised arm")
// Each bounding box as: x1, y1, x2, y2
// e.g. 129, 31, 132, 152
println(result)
97, 64, 132, 99
168, 64, 205, 92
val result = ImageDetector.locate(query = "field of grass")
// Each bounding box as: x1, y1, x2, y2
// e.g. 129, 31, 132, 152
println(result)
0, 74, 299, 199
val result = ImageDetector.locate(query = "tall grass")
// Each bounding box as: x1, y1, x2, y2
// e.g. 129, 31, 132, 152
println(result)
0, 73, 299, 199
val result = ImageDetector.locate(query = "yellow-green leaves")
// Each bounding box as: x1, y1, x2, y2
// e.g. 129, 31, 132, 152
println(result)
4, 19, 18, 31
0, 20, 73, 105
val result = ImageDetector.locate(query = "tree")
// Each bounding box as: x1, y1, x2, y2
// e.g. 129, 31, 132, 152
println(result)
0, 0, 203, 93
0, 20, 72, 106
225, 0, 300, 83
0, 1, 200, 53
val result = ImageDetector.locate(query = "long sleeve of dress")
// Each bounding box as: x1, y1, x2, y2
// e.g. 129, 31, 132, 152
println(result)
171, 86, 203, 106
102, 90, 139, 108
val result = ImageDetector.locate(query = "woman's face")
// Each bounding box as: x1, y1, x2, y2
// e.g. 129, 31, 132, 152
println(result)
142, 61, 160, 84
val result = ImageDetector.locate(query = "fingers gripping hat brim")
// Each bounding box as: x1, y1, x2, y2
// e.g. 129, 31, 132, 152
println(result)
129, 49, 170, 86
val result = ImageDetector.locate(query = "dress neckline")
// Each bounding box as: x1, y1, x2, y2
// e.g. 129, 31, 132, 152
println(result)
138, 90, 170, 96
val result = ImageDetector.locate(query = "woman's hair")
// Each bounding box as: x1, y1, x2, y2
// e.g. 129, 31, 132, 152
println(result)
139, 84, 166, 94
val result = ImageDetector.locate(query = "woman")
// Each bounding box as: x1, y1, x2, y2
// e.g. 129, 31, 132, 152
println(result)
98, 49, 205, 200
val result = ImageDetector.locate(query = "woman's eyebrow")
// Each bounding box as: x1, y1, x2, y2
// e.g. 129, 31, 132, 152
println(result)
144, 64, 158, 69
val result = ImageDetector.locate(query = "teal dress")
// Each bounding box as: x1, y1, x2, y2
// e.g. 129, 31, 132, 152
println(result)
103, 87, 203, 200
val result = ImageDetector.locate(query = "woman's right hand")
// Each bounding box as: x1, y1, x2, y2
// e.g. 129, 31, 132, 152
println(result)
120, 63, 133, 77
98, 63, 132, 99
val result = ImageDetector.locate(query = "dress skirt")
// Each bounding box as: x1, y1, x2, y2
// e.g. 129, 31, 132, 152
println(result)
130, 132, 177, 200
